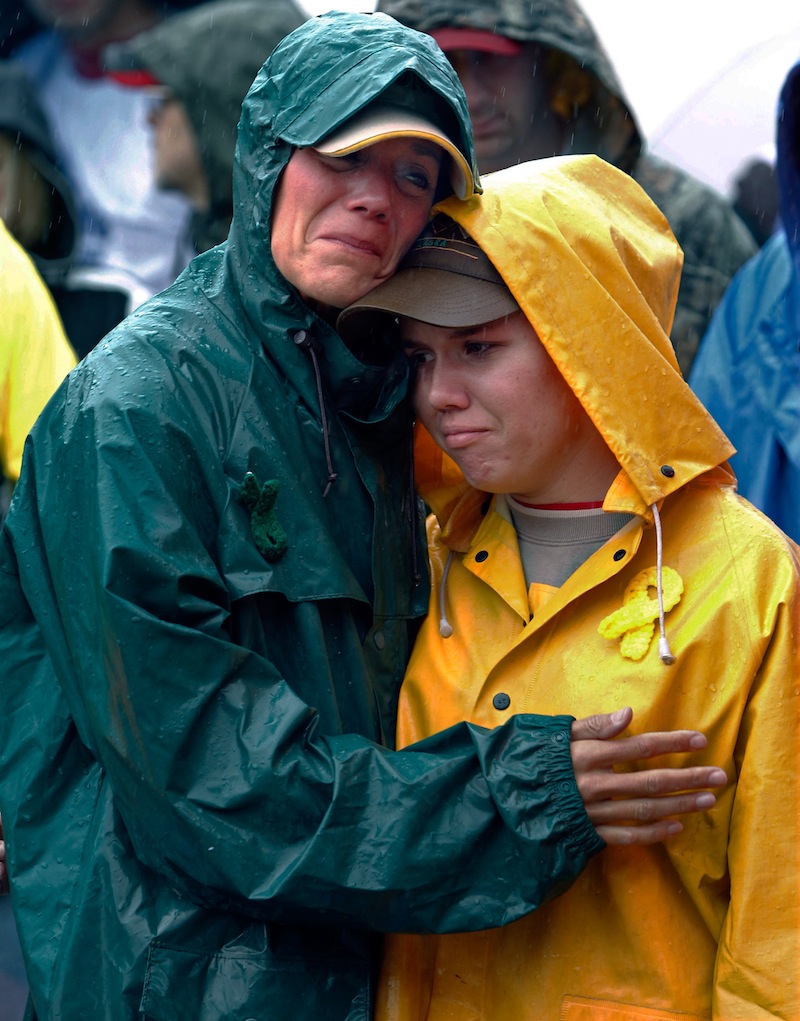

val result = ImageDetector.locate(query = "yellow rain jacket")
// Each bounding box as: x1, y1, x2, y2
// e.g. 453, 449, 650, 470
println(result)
378, 157, 800, 1021
0, 220, 76, 482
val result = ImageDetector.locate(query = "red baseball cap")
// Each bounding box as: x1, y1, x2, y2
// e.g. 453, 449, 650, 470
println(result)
106, 68, 162, 88
430, 28, 524, 56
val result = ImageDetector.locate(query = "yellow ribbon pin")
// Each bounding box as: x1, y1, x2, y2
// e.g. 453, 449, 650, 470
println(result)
598, 566, 684, 661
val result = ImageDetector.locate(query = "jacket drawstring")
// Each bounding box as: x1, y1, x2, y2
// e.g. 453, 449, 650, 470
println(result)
437, 507, 677, 661
652, 502, 676, 665
438, 550, 454, 637
293, 330, 338, 497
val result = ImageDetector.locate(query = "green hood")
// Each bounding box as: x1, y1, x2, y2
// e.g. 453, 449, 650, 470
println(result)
228, 10, 478, 332
211, 9, 480, 417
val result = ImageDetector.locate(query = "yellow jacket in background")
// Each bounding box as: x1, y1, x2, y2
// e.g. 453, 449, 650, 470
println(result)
378, 157, 800, 1021
0, 219, 76, 482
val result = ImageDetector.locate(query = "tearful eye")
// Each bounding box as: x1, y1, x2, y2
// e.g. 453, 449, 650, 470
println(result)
465, 342, 494, 358
317, 152, 364, 172
405, 170, 432, 191
395, 157, 441, 197
403, 347, 433, 367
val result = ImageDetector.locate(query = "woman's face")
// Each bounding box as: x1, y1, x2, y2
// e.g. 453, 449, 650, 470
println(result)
271, 138, 443, 313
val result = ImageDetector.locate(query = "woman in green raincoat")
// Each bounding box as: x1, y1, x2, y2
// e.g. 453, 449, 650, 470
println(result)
0, 12, 724, 1019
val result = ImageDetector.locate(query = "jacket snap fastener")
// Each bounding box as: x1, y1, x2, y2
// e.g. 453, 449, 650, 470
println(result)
373, 631, 385, 650
475, 550, 489, 563
613, 549, 626, 561
661, 464, 675, 477
492, 692, 511, 710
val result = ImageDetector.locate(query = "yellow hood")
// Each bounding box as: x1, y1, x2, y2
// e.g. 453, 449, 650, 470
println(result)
416, 155, 735, 532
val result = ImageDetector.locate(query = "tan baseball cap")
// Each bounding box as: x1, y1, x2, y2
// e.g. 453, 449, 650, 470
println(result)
337, 214, 519, 336
315, 103, 474, 200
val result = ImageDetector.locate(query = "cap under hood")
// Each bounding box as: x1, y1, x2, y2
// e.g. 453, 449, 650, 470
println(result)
412, 155, 734, 527
377, 0, 643, 173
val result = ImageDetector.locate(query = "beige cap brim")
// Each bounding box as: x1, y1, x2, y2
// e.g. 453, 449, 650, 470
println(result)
315, 103, 474, 200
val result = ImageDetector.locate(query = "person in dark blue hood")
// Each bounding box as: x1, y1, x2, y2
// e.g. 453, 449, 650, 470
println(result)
0, 12, 724, 1020
690, 58, 800, 543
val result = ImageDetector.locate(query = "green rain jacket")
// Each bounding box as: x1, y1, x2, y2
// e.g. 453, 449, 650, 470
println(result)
377, 0, 758, 376
0, 12, 602, 1021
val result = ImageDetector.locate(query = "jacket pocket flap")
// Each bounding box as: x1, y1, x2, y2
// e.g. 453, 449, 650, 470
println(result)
140, 940, 369, 1020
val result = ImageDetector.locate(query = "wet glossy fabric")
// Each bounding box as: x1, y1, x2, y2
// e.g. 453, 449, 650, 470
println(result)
0, 15, 602, 1021
378, 158, 800, 1020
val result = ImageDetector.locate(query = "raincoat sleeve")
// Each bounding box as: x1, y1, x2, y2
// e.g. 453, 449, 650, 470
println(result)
714, 556, 800, 1019
5, 341, 602, 935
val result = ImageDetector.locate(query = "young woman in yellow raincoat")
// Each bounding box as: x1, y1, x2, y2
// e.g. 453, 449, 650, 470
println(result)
339, 154, 800, 1021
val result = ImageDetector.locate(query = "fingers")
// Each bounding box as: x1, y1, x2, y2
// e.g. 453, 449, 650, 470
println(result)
569, 713, 726, 846
571, 729, 710, 775
0, 839, 7, 895
571, 707, 632, 741
595, 819, 685, 846
585, 789, 717, 826
578, 764, 727, 805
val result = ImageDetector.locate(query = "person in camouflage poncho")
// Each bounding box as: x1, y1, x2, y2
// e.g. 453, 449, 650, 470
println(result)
377, 0, 758, 375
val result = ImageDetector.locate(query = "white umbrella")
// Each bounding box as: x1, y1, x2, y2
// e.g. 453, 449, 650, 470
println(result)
649, 28, 800, 193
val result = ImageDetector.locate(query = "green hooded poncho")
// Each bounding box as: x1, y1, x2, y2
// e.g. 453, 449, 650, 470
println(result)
0, 13, 601, 1019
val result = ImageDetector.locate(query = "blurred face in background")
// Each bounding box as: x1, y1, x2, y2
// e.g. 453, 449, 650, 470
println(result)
0, 135, 51, 250
148, 93, 209, 212
443, 43, 563, 173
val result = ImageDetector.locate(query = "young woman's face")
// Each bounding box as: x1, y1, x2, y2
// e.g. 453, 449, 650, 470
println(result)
271, 139, 443, 313
405, 311, 619, 505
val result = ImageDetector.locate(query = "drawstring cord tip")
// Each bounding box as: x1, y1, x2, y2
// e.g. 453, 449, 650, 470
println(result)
438, 551, 455, 638
658, 635, 676, 665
